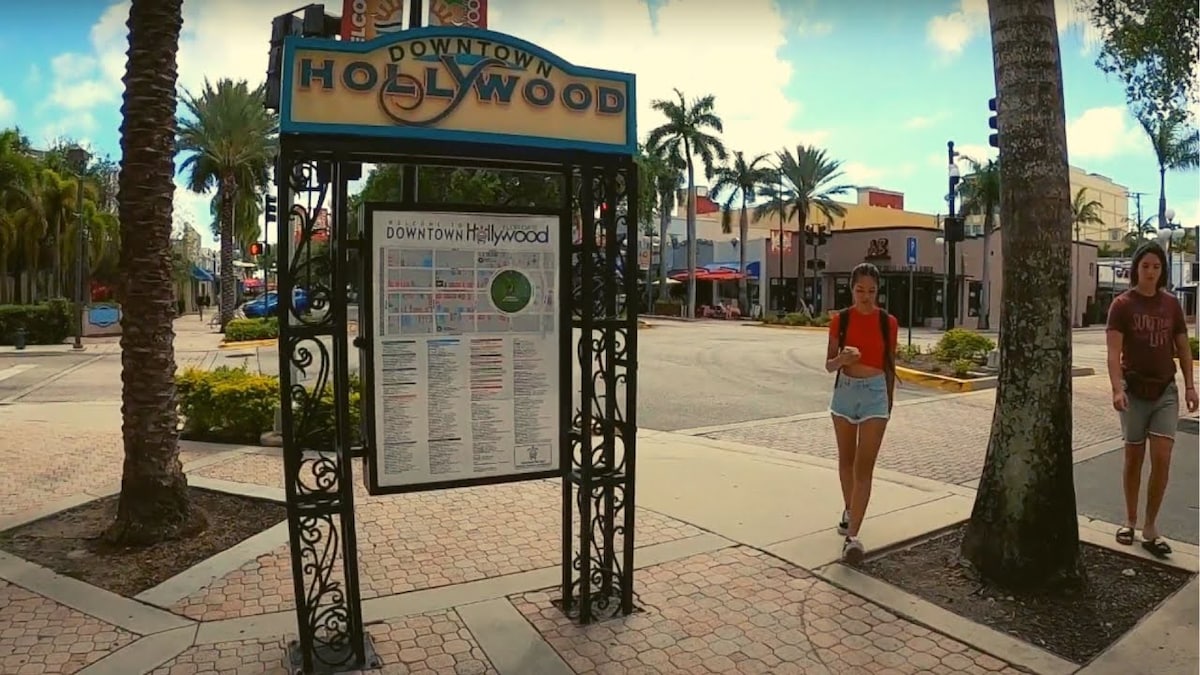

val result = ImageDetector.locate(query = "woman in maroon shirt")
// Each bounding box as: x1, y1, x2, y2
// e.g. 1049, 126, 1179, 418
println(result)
1105, 241, 1197, 558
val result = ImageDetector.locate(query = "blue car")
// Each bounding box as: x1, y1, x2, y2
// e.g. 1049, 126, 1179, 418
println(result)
242, 289, 309, 318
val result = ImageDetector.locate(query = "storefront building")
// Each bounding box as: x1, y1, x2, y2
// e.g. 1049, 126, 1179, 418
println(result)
796, 226, 1099, 330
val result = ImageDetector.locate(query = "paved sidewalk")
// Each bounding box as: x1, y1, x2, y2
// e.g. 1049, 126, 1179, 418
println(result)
1, 409, 1196, 674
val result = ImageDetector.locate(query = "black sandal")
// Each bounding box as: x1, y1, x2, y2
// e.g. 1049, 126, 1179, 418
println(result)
1115, 527, 1135, 545
1142, 537, 1172, 559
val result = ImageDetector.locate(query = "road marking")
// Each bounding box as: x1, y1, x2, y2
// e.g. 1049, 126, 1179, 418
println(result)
0, 364, 36, 382
0, 355, 102, 404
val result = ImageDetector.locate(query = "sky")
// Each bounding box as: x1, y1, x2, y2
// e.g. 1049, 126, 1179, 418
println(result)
0, 0, 1196, 250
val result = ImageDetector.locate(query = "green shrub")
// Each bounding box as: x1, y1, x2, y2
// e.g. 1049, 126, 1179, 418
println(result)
0, 300, 73, 345
178, 366, 278, 444
935, 329, 995, 363
951, 358, 974, 378
225, 317, 279, 342
1190, 336, 1199, 359
896, 344, 922, 362
177, 366, 363, 446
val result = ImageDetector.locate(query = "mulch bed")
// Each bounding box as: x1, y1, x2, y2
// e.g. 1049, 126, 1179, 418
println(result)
859, 523, 1194, 664
898, 354, 993, 380
0, 487, 286, 597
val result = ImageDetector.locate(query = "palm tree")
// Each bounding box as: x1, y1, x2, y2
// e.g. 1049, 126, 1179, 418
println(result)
1067, 187, 1104, 326
638, 142, 684, 309
647, 89, 727, 318
0, 130, 37, 303
755, 145, 853, 313
1138, 110, 1200, 228
711, 151, 771, 313
104, 0, 202, 545
177, 79, 277, 331
958, 158, 1000, 329
961, 0, 1081, 588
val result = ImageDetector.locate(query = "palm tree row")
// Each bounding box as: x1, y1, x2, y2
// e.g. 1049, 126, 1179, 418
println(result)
644, 89, 854, 317
0, 129, 121, 305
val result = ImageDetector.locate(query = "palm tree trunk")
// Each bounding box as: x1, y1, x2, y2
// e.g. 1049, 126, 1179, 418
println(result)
796, 213, 807, 314
657, 192, 670, 310
738, 201, 749, 313
105, 0, 202, 546
218, 178, 237, 331
685, 159, 697, 319
961, 0, 1081, 589
1157, 167, 1167, 229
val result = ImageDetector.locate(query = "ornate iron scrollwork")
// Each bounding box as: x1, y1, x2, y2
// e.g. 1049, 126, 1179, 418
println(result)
278, 158, 373, 673
560, 162, 638, 623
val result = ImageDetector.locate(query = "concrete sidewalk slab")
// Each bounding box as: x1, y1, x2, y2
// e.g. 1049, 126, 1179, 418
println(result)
635, 432, 954, 549
1073, 429, 1199, 545
1076, 578, 1199, 675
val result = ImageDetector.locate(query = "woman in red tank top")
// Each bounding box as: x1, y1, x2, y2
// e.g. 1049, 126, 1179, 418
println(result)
824, 263, 898, 564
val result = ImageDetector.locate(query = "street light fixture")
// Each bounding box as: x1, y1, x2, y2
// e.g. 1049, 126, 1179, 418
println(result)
943, 141, 963, 330
66, 146, 91, 351
1157, 207, 1184, 290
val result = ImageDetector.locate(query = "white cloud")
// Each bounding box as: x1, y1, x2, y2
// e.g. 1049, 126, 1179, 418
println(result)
1066, 106, 1144, 160
65, 0, 801, 238
793, 130, 831, 148
796, 19, 832, 37
903, 113, 946, 130
842, 162, 885, 185
926, 0, 1100, 58
0, 90, 14, 124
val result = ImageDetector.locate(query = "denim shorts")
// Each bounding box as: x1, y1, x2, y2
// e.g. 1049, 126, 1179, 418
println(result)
830, 373, 890, 424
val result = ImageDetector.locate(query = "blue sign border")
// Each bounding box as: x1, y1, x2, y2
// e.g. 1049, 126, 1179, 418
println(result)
280, 27, 638, 156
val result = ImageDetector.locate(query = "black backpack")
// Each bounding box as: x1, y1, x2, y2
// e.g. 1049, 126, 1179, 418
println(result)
835, 308, 896, 407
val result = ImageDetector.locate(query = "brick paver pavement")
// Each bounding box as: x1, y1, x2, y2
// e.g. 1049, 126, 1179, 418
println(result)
514, 546, 1025, 674
149, 609, 497, 674
705, 376, 1143, 485
0, 579, 137, 674
0, 413, 124, 519
174, 454, 702, 621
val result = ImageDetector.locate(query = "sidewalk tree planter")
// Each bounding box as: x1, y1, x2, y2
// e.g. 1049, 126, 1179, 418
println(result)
896, 330, 997, 381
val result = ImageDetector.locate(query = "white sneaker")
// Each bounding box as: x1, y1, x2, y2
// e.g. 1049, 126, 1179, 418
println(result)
837, 510, 850, 536
842, 536, 865, 565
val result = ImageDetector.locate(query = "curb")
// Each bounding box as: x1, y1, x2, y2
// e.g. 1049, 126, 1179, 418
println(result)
752, 323, 828, 333
896, 365, 1097, 393
217, 338, 277, 350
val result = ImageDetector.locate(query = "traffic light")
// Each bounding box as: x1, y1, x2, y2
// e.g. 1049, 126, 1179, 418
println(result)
248, 242, 267, 257
944, 215, 965, 243
264, 194, 277, 224
988, 97, 999, 148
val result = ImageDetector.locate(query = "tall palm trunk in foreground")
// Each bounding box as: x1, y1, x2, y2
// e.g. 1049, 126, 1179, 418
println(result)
960, 0, 1080, 588
106, 0, 203, 545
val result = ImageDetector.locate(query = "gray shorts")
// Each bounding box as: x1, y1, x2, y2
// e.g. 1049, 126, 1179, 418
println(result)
1121, 381, 1179, 443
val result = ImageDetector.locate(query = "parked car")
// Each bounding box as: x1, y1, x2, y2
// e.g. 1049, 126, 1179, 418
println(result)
242, 288, 309, 318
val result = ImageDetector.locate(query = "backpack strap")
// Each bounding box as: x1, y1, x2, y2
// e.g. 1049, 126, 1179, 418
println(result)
834, 308, 851, 386
879, 309, 896, 411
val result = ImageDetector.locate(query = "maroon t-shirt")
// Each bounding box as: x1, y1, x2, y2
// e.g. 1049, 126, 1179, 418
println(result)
1106, 289, 1187, 382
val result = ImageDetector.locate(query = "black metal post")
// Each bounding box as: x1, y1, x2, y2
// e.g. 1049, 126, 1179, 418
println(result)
278, 154, 374, 674
73, 176, 86, 350
559, 158, 638, 624
399, 0, 424, 207
946, 141, 959, 331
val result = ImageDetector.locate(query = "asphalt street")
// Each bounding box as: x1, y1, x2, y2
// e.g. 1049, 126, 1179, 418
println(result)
0, 322, 1120, 431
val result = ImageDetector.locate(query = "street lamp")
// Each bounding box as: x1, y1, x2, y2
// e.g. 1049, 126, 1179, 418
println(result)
772, 164, 788, 317
66, 146, 91, 351
944, 141, 963, 330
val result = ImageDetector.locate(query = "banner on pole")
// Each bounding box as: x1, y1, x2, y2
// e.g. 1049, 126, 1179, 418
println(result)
428, 0, 488, 28
341, 0, 406, 42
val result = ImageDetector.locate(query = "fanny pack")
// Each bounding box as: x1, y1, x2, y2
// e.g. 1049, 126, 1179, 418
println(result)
1125, 372, 1170, 402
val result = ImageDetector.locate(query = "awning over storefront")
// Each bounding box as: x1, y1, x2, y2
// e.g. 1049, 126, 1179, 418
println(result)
191, 265, 215, 282
669, 265, 747, 282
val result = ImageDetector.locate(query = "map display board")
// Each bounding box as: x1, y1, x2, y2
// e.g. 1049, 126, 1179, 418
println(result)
365, 209, 561, 492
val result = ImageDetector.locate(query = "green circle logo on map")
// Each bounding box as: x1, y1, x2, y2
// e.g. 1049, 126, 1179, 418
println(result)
489, 269, 533, 314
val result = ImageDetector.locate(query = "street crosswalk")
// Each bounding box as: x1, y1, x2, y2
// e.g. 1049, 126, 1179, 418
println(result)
0, 364, 36, 382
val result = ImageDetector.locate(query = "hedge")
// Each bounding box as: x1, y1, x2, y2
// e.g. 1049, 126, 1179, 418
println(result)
178, 366, 362, 446
225, 317, 279, 342
0, 300, 73, 345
